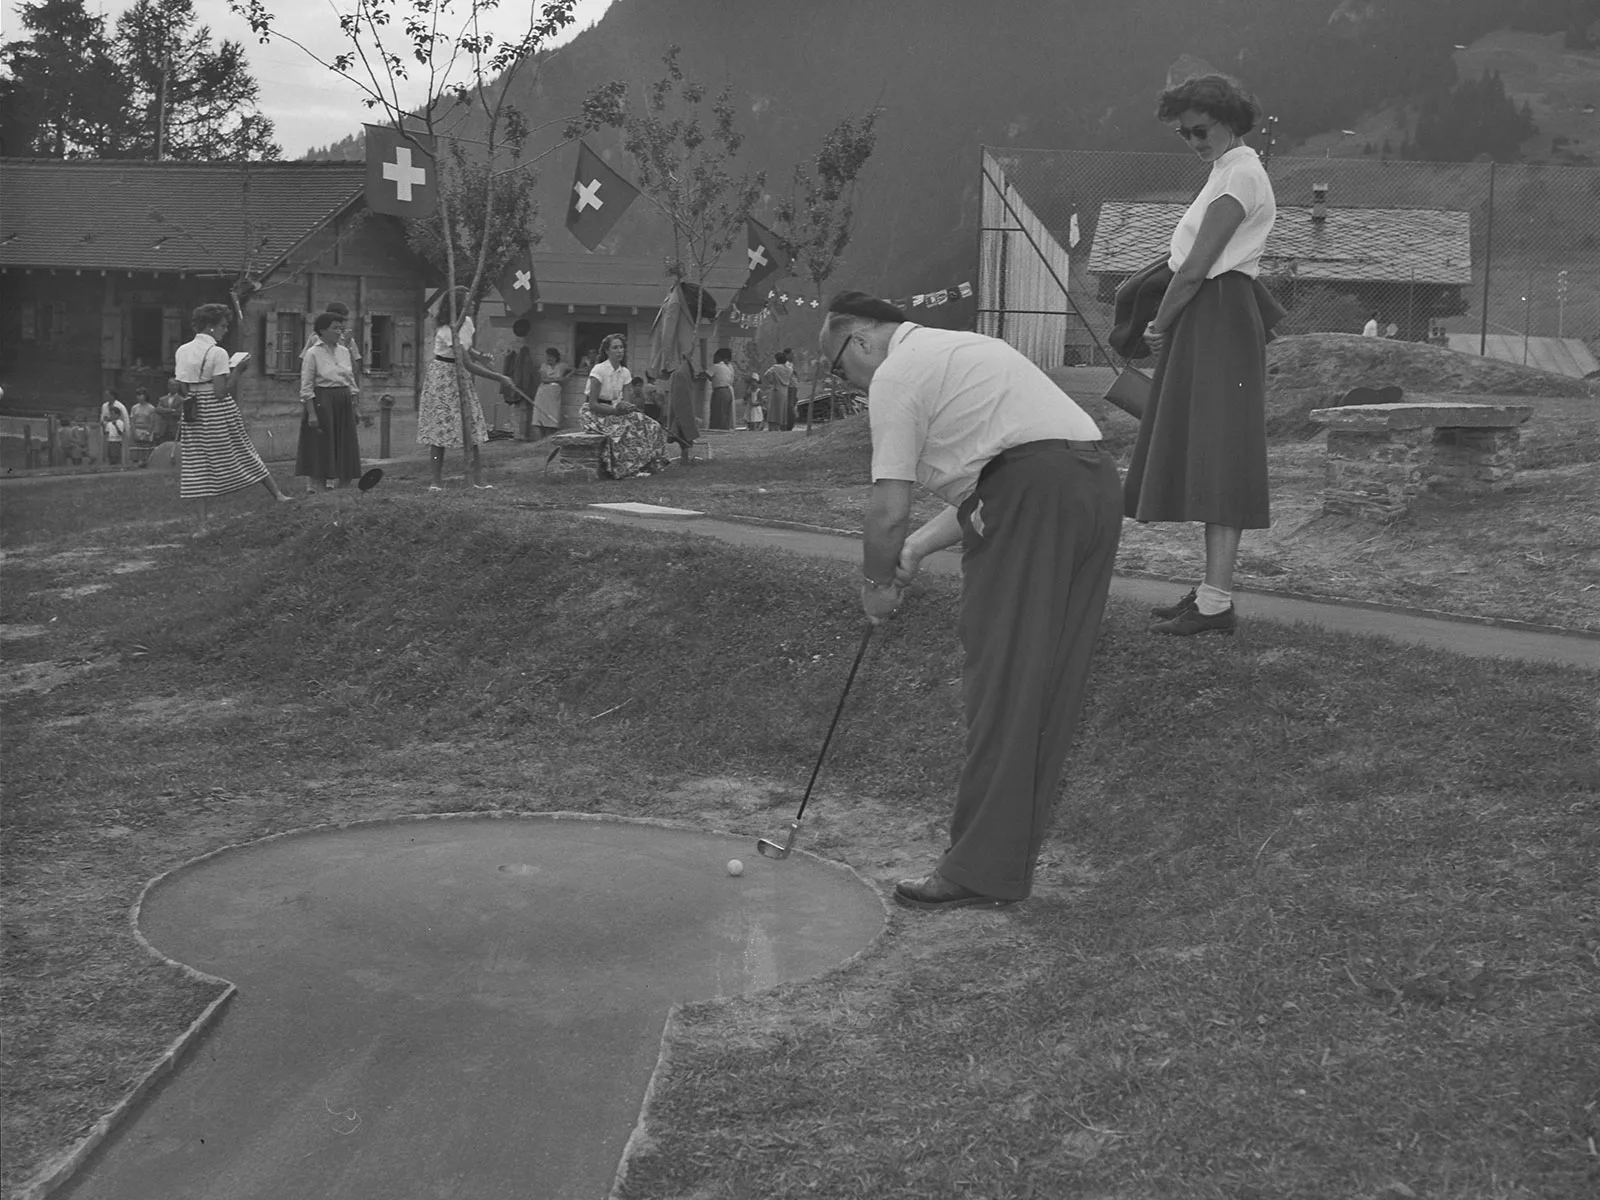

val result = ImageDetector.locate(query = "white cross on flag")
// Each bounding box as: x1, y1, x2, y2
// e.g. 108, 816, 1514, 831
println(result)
742, 217, 788, 294
364, 124, 438, 219
565, 141, 640, 251
497, 253, 539, 317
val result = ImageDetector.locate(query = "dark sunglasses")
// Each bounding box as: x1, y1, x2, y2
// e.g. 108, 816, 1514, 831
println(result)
1174, 120, 1220, 142
828, 334, 852, 378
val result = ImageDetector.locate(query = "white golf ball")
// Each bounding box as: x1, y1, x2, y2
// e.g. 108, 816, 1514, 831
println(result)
726, 858, 744, 877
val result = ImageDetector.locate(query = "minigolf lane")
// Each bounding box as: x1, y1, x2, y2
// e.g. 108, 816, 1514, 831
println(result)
61, 815, 885, 1200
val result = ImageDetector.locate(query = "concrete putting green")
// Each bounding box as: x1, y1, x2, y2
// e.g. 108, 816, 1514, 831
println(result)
59, 815, 885, 1200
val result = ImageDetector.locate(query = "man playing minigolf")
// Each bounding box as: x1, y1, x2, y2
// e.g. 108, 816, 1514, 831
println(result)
820, 291, 1122, 910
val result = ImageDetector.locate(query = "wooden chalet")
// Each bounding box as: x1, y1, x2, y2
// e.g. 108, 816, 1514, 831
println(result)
0, 159, 437, 416
1087, 200, 1474, 341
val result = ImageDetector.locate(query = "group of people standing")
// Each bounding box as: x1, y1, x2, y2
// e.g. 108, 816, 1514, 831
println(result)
830, 72, 1281, 911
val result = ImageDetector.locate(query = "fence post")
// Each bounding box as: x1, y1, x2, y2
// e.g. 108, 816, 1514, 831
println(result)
23, 424, 34, 469
380, 393, 393, 459
47, 415, 58, 467
1479, 160, 1495, 357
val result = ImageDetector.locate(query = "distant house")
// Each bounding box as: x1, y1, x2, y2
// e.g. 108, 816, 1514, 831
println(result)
0, 159, 437, 414
1086, 200, 1473, 340
1445, 333, 1600, 379
490, 253, 749, 371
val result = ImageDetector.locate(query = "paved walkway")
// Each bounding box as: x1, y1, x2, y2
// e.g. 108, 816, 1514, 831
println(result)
60, 818, 884, 1200
579, 511, 1600, 671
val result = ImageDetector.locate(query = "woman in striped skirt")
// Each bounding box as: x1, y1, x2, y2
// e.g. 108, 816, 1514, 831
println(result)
173, 303, 294, 531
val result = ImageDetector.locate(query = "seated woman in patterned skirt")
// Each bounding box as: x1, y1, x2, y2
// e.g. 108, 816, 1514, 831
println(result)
580, 334, 669, 478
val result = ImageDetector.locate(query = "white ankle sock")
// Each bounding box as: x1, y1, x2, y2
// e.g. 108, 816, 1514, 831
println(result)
1196, 583, 1232, 616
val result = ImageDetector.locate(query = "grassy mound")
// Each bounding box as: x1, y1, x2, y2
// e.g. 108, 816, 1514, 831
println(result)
1267, 333, 1597, 435
4, 498, 1598, 1198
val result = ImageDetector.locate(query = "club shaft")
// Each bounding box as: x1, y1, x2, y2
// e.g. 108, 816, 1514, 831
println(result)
792, 623, 873, 824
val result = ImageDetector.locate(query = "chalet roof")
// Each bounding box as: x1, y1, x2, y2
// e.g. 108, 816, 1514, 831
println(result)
0, 159, 368, 275
524, 253, 750, 312
1086, 201, 1473, 286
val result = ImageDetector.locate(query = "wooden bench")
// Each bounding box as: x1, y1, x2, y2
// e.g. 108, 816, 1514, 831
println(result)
1307, 400, 1533, 519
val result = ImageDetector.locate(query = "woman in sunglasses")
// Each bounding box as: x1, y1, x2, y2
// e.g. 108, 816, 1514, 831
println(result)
1125, 73, 1284, 636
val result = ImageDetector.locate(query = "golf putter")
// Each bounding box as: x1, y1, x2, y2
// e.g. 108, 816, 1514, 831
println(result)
757, 622, 875, 860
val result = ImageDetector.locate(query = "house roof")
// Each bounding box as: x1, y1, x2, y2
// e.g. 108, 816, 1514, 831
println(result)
0, 159, 368, 276
523, 253, 751, 312
1086, 201, 1473, 285
1446, 333, 1600, 379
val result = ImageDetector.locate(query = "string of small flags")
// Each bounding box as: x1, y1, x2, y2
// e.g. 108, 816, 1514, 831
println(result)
735, 280, 975, 327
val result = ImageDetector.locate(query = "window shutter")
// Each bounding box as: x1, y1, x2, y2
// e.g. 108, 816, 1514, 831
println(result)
162, 307, 184, 370
101, 308, 123, 367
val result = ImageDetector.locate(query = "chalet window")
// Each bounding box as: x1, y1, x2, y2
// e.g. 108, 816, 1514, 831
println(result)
366, 314, 394, 373
130, 305, 163, 368
271, 311, 304, 374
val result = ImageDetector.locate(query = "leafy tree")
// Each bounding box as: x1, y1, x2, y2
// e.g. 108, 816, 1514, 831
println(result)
114, 0, 280, 160
1410, 69, 1537, 163
405, 146, 538, 310
0, 0, 124, 157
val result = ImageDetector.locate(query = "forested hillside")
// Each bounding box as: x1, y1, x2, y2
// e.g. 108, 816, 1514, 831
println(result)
320, 0, 1598, 303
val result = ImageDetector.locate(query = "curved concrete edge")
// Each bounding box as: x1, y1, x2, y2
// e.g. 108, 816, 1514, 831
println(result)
17, 808, 891, 1200
16, 990, 236, 1200
607, 841, 897, 1200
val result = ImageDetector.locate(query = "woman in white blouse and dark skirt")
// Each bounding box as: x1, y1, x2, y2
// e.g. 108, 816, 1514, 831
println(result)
297, 310, 364, 490
1125, 73, 1286, 636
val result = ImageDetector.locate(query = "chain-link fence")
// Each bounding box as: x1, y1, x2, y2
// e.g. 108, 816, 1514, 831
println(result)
980, 147, 1600, 377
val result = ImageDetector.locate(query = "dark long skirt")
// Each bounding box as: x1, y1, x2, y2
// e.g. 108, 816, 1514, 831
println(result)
709, 385, 733, 430
1123, 272, 1278, 530
295, 386, 362, 482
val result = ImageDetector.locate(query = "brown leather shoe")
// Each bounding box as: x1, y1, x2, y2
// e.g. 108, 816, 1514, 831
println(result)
893, 872, 1013, 911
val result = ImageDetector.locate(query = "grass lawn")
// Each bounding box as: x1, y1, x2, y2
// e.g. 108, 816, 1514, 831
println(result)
2, 470, 1596, 1198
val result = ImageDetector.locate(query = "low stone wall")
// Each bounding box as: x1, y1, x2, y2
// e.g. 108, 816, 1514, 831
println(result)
1308, 401, 1533, 520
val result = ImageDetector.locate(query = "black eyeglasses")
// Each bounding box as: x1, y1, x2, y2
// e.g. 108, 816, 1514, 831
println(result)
828, 334, 852, 379
1174, 120, 1220, 142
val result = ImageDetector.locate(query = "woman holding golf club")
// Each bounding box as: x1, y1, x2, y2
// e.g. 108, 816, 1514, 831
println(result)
173, 302, 295, 532
1124, 73, 1284, 636
417, 288, 515, 490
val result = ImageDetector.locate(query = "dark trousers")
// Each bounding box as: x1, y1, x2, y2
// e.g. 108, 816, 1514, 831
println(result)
939, 445, 1122, 901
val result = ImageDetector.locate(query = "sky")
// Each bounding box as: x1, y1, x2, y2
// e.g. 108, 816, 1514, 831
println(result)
2, 0, 617, 157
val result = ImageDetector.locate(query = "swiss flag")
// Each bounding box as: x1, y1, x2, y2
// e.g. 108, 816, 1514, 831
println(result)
566, 141, 640, 251
364, 124, 438, 219
742, 217, 788, 293
498, 254, 538, 316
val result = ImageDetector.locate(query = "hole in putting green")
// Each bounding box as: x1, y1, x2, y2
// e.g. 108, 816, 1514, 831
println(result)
70, 817, 883, 1200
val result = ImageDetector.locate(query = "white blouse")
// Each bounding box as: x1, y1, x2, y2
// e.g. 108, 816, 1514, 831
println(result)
589, 359, 632, 402
1168, 145, 1276, 279
432, 315, 475, 358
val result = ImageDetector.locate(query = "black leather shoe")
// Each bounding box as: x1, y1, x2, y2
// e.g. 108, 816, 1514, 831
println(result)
1150, 605, 1236, 636
894, 872, 1013, 911
1150, 588, 1198, 620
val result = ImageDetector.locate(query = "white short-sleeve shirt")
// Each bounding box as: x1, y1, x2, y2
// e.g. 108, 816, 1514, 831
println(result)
433, 315, 475, 358
868, 324, 1102, 508
1168, 145, 1276, 278
589, 359, 632, 402
174, 332, 229, 387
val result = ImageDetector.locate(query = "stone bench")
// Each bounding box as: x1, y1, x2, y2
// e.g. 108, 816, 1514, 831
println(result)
1307, 400, 1533, 520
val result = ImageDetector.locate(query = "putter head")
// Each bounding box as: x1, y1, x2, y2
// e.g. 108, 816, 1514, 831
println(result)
357, 467, 384, 493
756, 820, 801, 860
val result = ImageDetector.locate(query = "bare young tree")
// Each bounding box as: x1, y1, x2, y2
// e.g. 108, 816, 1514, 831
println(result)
618, 45, 765, 374
231, 0, 624, 449
772, 109, 881, 429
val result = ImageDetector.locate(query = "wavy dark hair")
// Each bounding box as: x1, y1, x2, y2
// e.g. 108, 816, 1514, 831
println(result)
190, 302, 231, 332
1156, 74, 1260, 136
